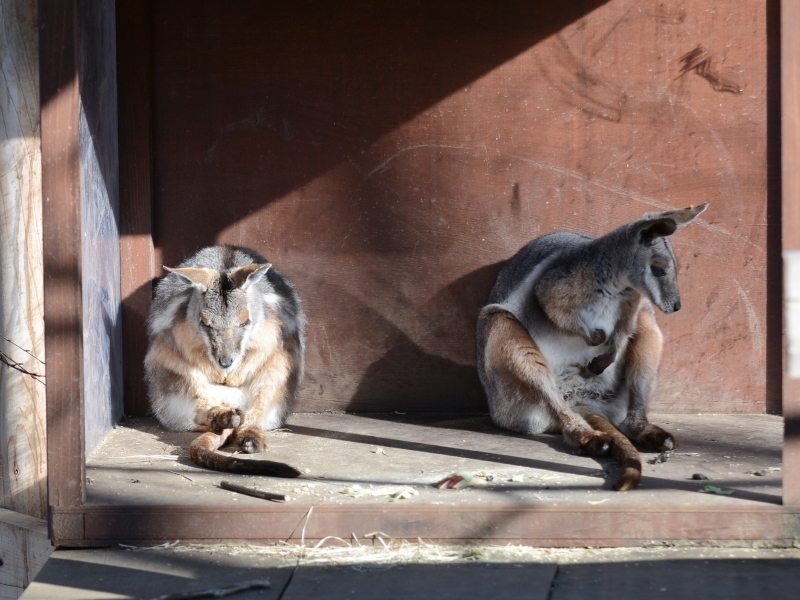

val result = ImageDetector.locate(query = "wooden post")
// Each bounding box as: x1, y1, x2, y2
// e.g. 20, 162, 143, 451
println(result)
118, 0, 155, 417
782, 0, 800, 507
39, 0, 86, 512
0, 0, 47, 520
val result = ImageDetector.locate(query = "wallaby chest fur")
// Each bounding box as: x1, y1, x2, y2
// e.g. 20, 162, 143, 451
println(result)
493, 232, 642, 414
477, 205, 707, 490
144, 245, 305, 477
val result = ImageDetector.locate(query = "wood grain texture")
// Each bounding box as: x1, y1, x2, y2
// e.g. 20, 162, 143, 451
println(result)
782, 0, 800, 507
137, 0, 777, 415
117, 0, 155, 417
0, 0, 47, 520
0, 508, 51, 599
39, 0, 85, 509
77, 0, 123, 455
50, 504, 795, 547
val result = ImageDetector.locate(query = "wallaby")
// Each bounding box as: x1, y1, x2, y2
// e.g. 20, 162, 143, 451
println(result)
477, 204, 707, 491
145, 245, 305, 477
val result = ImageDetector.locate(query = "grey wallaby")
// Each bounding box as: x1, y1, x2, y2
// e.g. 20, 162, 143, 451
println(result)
477, 204, 707, 490
145, 245, 305, 477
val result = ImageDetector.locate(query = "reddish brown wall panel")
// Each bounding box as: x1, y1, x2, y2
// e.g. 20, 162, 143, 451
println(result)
141, 0, 776, 414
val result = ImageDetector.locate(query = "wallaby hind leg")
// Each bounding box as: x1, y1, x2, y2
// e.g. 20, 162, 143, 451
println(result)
480, 309, 612, 456
583, 413, 642, 491
228, 343, 297, 455
619, 307, 675, 451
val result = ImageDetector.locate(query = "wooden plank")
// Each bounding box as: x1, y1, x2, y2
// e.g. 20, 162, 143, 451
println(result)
782, 0, 800, 507
0, 0, 48, 520
767, 0, 783, 414
117, 0, 155, 418
0, 508, 52, 599
146, 0, 774, 414
77, 0, 123, 456
54, 504, 795, 547
39, 0, 85, 510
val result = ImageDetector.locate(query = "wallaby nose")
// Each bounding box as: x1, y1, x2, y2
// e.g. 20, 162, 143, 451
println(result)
218, 357, 233, 369
673, 300, 681, 312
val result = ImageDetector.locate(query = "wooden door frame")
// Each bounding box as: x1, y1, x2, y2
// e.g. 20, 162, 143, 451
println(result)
40, 0, 800, 546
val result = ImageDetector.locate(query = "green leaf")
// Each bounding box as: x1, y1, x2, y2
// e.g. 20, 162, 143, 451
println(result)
699, 485, 734, 495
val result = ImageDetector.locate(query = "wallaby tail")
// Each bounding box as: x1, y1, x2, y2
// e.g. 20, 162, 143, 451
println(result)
583, 414, 642, 491
189, 430, 301, 478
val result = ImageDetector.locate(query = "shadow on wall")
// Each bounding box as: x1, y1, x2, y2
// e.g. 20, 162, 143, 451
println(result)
150, 0, 613, 249
349, 261, 506, 412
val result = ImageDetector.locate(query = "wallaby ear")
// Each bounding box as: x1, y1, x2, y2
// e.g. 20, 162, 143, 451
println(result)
629, 203, 708, 246
163, 266, 216, 292
629, 218, 678, 246
230, 263, 272, 290
642, 203, 708, 228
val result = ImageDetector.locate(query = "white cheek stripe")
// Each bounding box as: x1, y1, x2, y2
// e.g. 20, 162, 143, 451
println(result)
646, 273, 663, 308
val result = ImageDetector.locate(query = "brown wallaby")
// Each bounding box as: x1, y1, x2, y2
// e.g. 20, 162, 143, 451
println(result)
145, 245, 304, 477
477, 204, 707, 490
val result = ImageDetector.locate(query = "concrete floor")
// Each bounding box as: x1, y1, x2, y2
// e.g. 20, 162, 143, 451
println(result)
22, 543, 800, 599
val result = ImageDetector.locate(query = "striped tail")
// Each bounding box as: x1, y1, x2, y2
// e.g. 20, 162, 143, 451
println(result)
583, 413, 642, 491
189, 429, 301, 478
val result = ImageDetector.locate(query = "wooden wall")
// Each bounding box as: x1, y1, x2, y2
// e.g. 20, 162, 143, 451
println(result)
78, 0, 123, 455
0, 0, 47, 520
121, 0, 780, 416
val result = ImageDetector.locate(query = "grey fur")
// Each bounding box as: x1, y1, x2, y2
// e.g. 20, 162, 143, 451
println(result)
145, 245, 305, 432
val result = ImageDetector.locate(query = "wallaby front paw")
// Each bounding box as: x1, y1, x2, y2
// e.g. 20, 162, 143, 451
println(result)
235, 425, 267, 454
637, 425, 675, 452
576, 431, 613, 457
587, 329, 607, 347
586, 349, 616, 375
207, 407, 245, 432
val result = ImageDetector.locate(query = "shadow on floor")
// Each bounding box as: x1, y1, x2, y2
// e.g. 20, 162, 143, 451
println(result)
23, 547, 800, 600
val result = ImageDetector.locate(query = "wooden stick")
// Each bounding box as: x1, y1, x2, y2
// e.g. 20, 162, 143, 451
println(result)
220, 480, 289, 502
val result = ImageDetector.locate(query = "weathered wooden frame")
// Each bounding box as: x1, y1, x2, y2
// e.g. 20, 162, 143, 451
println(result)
41, 0, 800, 547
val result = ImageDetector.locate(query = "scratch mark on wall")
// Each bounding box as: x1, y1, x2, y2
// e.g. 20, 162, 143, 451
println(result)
514, 157, 760, 250
537, 35, 627, 122
679, 46, 742, 94
205, 105, 274, 163
734, 278, 766, 387
365, 144, 466, 180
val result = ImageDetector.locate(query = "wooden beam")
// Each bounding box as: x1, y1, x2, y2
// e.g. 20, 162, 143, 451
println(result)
39, 0, 85, 510
0, 508, 52, 597
50, 504, 799, 547
117, 0, 155, 417
782, 0, 800, 507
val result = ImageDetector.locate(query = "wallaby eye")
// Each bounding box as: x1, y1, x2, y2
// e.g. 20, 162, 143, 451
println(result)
240, 318, 251, 328
651, 265, 666, 278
